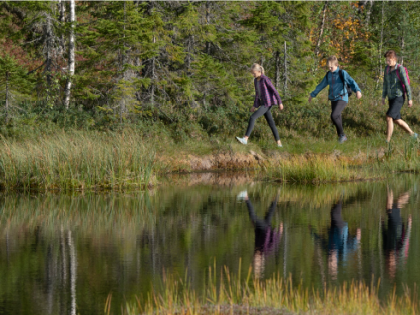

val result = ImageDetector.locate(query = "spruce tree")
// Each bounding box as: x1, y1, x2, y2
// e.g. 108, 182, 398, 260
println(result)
0, 55, 35, 123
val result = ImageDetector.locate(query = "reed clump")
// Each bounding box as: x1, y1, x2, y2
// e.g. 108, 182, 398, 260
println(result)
262, 137, 420, 184
266, 154, 370, 184
117, 267, 419, 315
0, 130, 155, 191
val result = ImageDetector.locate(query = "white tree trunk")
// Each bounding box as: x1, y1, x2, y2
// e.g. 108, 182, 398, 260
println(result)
377, 1, 385, 87
64, 0, 75, 109
283, 41, 288, 96
315, 1, 328, 57
68, 230, 77, 315
275, 50, 280, 90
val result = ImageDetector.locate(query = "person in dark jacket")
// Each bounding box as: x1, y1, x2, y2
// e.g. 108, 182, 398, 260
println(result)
381, 50, 417, 143
236, 63, 284, 147
309, 56, 362, 144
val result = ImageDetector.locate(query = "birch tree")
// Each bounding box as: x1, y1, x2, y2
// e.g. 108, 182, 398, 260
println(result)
64, 0, 75, 109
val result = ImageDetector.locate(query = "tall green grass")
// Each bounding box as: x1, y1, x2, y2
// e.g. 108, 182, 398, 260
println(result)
115, 266, 419, 315
0, 130, 155, 191
0, 127, 419, 190
262, 136, 420, 184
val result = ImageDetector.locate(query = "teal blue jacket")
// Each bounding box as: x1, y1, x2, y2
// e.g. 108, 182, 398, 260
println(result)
310, 67, 361, 102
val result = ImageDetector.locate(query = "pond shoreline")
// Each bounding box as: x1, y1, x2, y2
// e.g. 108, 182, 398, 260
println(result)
0, 130, 418, 191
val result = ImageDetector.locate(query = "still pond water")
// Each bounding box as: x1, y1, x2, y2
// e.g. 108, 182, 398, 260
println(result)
1, 173, 420, 314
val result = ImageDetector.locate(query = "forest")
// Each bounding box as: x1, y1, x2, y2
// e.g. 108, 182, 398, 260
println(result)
1, 1, 420, 140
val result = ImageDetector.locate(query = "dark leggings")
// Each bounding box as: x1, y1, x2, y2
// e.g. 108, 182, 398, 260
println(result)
331, 100, 348, 136
245, 106, 280, 141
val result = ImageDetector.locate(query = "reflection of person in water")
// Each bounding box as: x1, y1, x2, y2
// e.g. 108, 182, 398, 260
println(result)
240, 192, 283, 279
310, 200, 361, 280
382, 187, 412, 279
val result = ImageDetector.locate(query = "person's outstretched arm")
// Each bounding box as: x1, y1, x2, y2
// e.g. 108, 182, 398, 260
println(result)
382, 67, 388, 105
399, 65, 412, 106
253, 79, 260, 109
264, 197, 278, 225
309, 75, 328, 102
246, 199, 258, 225
343, 70, 362, 99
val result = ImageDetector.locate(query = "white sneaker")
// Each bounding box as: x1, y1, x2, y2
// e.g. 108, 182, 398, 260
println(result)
236, 137, 248, 145
237, 190, 248, 201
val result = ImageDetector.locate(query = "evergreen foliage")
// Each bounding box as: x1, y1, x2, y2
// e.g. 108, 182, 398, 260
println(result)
0, 1, 419, 139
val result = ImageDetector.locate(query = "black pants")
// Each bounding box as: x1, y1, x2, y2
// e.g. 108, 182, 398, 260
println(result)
245, 106, 280, 141
246, 198, 278, 251
331, 100, 348, 136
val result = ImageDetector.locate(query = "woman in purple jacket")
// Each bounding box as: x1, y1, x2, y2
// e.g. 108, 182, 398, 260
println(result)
236, 63, 284, 147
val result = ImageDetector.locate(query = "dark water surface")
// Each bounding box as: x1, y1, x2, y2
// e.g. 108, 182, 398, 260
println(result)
1, 174, 420, 314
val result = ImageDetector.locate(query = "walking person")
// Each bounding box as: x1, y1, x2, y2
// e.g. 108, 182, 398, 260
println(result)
382, 50, 417, 143
236, 63, 284, 147
308, 56, 362, 143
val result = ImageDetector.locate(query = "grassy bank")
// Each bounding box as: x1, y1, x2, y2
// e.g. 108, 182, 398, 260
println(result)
0, 127, 419, 190
0, 130, 155, 191
114, 267, 419, 315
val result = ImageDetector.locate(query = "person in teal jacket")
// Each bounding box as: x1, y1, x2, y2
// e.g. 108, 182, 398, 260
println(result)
308, 56, 362, 143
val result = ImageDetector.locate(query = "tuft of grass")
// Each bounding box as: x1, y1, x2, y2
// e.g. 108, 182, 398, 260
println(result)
119, 266, 419, 315
0, 129, 156, 191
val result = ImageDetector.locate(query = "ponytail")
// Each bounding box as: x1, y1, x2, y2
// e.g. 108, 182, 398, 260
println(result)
251, 63, 264, 75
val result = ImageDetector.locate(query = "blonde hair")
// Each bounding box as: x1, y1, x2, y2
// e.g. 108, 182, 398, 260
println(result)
327, 56, 339, 67
251, 63, 265, 75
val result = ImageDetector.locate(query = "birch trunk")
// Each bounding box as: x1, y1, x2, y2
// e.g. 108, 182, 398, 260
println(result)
151, 35, 156, 106
64, 0, 75, 109
315, 2, 328, 57
377, 1, 385, 86
283, 41, 288, 96
365, 0, 373, 27
275, 50, 280, 91
58, 0, 66, 53
68, 230, 77, 315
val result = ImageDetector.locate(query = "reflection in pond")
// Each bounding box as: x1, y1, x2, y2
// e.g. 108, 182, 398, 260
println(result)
310, 200, 361, 280
383, 188, 412, 279
240, 191, 282, 279
0, 175, 419, 314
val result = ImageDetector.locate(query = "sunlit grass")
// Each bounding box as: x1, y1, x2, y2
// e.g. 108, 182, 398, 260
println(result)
0, 127, 419, 190
115, 266, 419, 315
0, 129, 155, 191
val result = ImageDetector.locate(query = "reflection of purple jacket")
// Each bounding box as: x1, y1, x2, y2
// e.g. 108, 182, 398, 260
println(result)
253, 75, 282, 108
260, 226, 282, 255
246, 199, 282, 255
